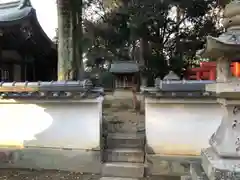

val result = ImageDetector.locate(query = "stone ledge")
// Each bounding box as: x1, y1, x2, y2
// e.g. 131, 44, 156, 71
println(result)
0, 147, 101, 174
146, 154, 201, 176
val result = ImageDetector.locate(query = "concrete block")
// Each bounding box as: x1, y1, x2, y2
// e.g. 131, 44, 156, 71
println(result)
104, 148, 144, 163
102, 162, 144, 178
106, 133, 145, 149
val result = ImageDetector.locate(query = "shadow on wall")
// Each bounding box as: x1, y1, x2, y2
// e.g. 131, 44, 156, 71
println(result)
0, 102, 102, 151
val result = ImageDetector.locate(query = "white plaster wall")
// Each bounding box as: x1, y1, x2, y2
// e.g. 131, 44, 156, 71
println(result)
0, 98, 103, 150
145, 98, 222, 156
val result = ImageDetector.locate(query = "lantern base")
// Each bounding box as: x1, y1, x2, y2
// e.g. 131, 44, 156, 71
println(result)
189, 163, 208, 180
201, 147, 240, 180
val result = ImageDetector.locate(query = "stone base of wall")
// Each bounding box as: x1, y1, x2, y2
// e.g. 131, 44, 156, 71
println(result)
146, 154, 201, 176
0, 147, 101, 174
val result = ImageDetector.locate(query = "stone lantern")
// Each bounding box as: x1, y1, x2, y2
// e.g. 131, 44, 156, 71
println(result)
189, 0, 240, 179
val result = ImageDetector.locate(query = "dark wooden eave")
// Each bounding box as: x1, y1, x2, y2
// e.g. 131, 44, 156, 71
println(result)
0, 0, 56, 61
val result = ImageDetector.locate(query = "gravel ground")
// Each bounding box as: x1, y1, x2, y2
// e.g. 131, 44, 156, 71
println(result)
0, 170, 101, 180
0, 170, 180, 180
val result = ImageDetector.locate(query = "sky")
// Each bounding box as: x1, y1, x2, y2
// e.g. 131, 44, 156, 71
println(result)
31, 0, 57, 39
30, 0, 100, 39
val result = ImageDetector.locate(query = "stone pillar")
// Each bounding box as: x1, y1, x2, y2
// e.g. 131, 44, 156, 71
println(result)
216, 56, 231, 82
57, 0, 72, 80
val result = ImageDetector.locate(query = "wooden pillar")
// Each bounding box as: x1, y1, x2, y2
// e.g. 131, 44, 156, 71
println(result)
233, 62, 240, 77
32, 61, 35, 81
209, 69, 216, 80
20, 61, 25, 81
196, 71, 201, 80
0, 33, 2, 81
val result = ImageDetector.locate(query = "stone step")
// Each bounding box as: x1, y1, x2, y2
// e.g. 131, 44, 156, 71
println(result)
104, 148, 144, 163
100, 177, 139, 180
102, 162, 144, 178
104, 119, 145, 133
181, 176, 192, 180
106, 133, 145, 149
105, 122, 139, 133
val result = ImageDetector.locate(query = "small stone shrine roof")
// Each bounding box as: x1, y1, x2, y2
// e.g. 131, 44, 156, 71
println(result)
109, 61, 139, 74
163, 71, 180, 80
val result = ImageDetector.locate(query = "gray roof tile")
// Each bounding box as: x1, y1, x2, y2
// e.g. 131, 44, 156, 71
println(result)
110, 61, 139, 73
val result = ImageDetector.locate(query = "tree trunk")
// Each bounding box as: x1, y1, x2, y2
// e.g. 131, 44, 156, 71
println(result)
132, 85, 140, 113
74, 0, 84, 80
130, 41, 136, 61
70, 1, 77, 80
139, 38, 148, 87
175, 5, 181, 56
57, 0, 72, 80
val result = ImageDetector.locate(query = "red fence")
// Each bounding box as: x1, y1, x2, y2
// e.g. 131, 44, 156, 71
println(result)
186, 62, 240, 80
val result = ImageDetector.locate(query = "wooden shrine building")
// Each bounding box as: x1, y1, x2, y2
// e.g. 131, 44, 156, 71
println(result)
0, 0, 57, 82
109, 61, 140, 90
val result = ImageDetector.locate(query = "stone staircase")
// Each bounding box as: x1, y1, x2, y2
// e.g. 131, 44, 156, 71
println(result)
101, 129, 145, 180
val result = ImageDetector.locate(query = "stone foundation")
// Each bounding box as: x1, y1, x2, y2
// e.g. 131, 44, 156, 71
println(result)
0, 147, 101, 173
